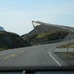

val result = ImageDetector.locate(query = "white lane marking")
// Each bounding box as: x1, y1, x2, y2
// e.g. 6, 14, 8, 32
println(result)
49, 50, 62, 66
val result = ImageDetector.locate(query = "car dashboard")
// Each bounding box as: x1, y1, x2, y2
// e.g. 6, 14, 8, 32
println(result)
0, 67, 74, 74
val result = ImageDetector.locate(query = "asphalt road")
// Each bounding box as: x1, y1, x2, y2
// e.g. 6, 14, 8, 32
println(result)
0, 41, 69, 68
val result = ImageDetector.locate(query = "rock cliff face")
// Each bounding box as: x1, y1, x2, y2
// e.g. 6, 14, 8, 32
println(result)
0, 26, 5, 31
0, 31, 31, 49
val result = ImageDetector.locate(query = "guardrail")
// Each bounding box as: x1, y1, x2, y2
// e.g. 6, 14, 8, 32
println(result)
41, 39, 63, 45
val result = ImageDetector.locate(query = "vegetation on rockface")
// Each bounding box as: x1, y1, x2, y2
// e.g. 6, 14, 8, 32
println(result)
36, 31, 68, 38
0, 48, 5, 51
28, 31, 69, 45
0, 31, 31, 50
36, 32, 53, 38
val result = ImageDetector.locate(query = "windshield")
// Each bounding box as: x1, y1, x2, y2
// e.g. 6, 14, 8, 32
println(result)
0, 0, 74, 69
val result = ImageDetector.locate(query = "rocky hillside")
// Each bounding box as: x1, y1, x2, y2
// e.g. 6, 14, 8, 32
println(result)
22, 23, 68, 40
0, 31, 31, 50
21, 21, 73, 45
0, 26, 5, 31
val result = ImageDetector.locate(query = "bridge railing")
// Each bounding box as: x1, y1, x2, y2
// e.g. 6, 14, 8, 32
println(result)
55, 32, 74, 66
65, 33, 74, 66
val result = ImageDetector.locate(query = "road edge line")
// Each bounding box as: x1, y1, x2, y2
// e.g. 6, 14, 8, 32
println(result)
49, 50, 62, 66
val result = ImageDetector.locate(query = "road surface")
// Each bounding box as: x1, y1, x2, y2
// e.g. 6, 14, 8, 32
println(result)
0, 41, 69, 68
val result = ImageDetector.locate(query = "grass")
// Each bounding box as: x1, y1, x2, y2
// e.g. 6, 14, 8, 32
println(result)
36, 32, 51, 38
0, 48, 6, 51
36, 31, 69, 38
58, 43, 74, 48
59, 52, 74, 59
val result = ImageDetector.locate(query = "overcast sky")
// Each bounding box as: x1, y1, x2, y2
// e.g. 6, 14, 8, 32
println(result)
0, 0, 74, 35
